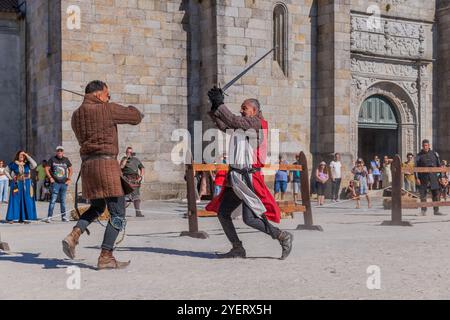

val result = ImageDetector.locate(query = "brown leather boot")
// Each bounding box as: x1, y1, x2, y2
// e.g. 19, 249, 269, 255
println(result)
62, 227, 82, 259
97, 249, 131, 270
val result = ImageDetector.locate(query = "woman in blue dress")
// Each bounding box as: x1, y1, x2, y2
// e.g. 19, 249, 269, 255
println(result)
4, 150, 38, 223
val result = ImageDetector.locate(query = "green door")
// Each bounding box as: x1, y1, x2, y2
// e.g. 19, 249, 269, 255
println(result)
358, 95, 399, 162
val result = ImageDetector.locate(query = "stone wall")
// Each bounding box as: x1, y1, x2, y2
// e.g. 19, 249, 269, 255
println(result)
0, 12, 25, 162
350, 0, 436, 159
17, 0, 449, 201
314, 0, 353, 187
60, 0, 189, 199
210, 0, 315, 169
59, 0, 317, 198
26, 0, 62, 162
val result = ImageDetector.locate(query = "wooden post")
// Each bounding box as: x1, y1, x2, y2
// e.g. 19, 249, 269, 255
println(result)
381, 154, 412, 226
0, 233, 10, 251
180, 162, 209, 239
296, 151, 323, 231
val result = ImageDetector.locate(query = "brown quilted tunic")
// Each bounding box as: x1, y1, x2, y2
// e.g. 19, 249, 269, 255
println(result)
71, 94, 143, 200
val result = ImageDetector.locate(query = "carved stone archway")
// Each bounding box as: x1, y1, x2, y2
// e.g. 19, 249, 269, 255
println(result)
351, 81, 418, 160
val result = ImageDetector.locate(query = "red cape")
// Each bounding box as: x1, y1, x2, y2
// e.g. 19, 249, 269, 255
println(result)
205, 118, 281, 223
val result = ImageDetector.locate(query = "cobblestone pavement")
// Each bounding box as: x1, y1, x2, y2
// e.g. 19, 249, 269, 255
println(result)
1, 195, 450, 299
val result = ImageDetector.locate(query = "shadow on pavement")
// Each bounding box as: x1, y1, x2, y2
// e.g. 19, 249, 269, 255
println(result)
87, 246, 282, 261
112, 246, 218, 259
0, 252, 95, 270
126, 228, 261, 238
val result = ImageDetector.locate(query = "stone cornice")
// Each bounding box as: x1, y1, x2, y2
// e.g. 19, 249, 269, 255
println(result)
350, 10, 435, 25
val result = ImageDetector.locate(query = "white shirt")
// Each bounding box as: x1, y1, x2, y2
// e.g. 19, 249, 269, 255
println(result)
0, 167, 9, 181
329, 160, 342, 179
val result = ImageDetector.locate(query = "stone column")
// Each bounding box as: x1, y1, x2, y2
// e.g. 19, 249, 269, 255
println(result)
316, 0, 352, 179
437, 0, 450, 159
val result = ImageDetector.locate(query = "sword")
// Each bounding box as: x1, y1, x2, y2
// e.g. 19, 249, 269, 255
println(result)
221, 47, 276, 92
59, 88, 84, 97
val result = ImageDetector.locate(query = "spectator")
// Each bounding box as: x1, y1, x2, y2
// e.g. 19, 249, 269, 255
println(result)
415, 139, 443, 216
329, 153, 342, 202
120, 147, 145, 217
346, 180, 359, 207
351, 158, 371, 209
274, 155, 289, 201
442, 160, 450, 180
381, 156, 394, 188
370, 155, 382, 189
46, 146, 73, 222
315, 161, 329, 206
439, 160, 449, 201
195, 160, 213, 203
35, 160, 48, 201
213, 154, 227, 196
290, 153, 301, 203
439, 174, 449, 202
402, 153, 416, 193
367, 168, 374, 190
4, 151, 38, 223
0, 160, 8, 203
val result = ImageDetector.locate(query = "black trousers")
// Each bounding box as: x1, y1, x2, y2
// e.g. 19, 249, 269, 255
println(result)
75, 196, 126, 250
418, 185, 440, 213
218, 187, 281, 245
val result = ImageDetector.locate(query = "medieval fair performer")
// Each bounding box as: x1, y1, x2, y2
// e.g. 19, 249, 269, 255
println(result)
4, 151, 38, 223
415, 139, 444, 216
62, 80, 143, 270
205, 86, 293, 259
120, 146, 145, 217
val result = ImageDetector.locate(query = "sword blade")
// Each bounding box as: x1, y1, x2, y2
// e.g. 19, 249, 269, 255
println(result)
222, 47, 275, 92
60, 87, 85, 97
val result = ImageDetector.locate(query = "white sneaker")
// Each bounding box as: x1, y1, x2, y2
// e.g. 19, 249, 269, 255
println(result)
62, 217, 69, 222
44, 217, 52, 223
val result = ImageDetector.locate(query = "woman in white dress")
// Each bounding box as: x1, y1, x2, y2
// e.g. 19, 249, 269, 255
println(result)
381, 155, 394, 188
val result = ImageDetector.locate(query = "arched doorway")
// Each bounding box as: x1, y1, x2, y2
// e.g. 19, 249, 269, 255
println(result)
358, 95, 399, 163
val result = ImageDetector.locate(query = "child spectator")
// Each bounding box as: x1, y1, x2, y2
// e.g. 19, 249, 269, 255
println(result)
367, 168, 374, 191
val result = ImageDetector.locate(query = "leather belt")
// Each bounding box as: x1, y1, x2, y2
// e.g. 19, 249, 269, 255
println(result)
16, 174, 30, 181
81, 154, 115, 162
229, 167, 261, 175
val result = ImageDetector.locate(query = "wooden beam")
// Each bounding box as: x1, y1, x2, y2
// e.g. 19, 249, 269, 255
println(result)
296, 151, 323, 231
391, 155, 402, 222
192, 163, 303, 172
192, 164, 229, 171
279, 205, 306, 213
402, 167, 450, 173
381, 154, 413, 226
402, 201, 450, 209
180, 157, 209, 239
197, 209, 217, 217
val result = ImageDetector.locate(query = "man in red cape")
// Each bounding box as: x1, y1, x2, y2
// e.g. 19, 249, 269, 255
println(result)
206, 87, 293, 259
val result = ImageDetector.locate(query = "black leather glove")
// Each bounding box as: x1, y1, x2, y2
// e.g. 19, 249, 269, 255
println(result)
208, 86, 224, 111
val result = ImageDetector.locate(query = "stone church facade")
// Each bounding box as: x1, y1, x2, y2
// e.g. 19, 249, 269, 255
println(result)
1, 0, 450, 199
